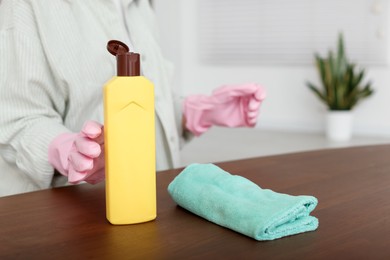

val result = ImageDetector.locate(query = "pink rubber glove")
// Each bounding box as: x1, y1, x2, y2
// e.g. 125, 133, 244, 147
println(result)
48, 121, 105, 184
184, 83, 266, 136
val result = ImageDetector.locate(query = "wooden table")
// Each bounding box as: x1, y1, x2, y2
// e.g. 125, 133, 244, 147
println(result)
1, 145, 389, 259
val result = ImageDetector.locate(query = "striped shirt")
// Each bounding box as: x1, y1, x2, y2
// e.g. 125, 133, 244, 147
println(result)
0, 0, 188, 196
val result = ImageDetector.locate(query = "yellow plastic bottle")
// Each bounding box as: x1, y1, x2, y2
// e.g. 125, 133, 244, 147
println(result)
104, 40, 156, 225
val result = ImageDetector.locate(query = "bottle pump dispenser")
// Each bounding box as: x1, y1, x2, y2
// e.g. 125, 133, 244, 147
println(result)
104, 40, 156, 225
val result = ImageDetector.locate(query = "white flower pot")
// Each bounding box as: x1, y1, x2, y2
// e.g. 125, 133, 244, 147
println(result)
326, 111, 353, 141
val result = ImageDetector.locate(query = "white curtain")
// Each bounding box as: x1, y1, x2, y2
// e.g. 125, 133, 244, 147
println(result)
198, 0, 388, 66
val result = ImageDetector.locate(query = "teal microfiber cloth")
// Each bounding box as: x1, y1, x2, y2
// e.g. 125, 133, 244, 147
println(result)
168, 163, 319, 241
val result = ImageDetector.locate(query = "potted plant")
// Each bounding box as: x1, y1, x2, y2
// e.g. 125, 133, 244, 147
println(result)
306, 33, 374, 141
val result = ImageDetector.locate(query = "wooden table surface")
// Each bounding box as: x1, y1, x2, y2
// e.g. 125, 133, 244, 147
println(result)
1, 145, 389, 259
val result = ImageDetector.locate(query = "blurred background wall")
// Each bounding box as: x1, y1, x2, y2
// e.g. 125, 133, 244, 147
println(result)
154, 0, 390, 138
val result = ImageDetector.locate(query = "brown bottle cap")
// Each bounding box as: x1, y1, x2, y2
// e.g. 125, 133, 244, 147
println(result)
107, 40, 140, 76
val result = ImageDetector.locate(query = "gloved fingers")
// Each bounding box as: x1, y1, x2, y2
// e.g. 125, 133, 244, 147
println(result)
68, 164, 90, 184
82, 156, 105, 184
247, 110, 258, 119
68, 152, 105, 184
91, 148, 105, 171
69, 150, 94, 172
246, 110, 258, 126
82, 120, 104, 141
94, 126, 104, 145
253, 84, 267, 101
245, 96, 261, 126
248, 98, 261, 111
75, 136, 102, 158
84, 169, 105, 184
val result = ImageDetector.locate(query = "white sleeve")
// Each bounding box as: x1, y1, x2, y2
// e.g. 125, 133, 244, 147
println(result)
0, 3, 69, 188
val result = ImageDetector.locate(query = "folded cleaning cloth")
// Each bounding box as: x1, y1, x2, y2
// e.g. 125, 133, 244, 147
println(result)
168, 163, 319, 241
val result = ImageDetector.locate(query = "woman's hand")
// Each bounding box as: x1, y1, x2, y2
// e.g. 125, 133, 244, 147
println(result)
183, 83, 266, 136
48, 121, 105, 184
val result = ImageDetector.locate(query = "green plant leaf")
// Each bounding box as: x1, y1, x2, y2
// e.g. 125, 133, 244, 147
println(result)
337, 33, 348, 78
307, 32, 375, 110
352, 68, 364, 89
306, 81, 328, 105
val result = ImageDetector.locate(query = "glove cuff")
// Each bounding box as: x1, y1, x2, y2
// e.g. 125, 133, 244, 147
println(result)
48, 132, 78, 176
183, 95, 215, 136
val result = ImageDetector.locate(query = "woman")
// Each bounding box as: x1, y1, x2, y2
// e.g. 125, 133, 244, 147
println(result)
0, 0, 265, 196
